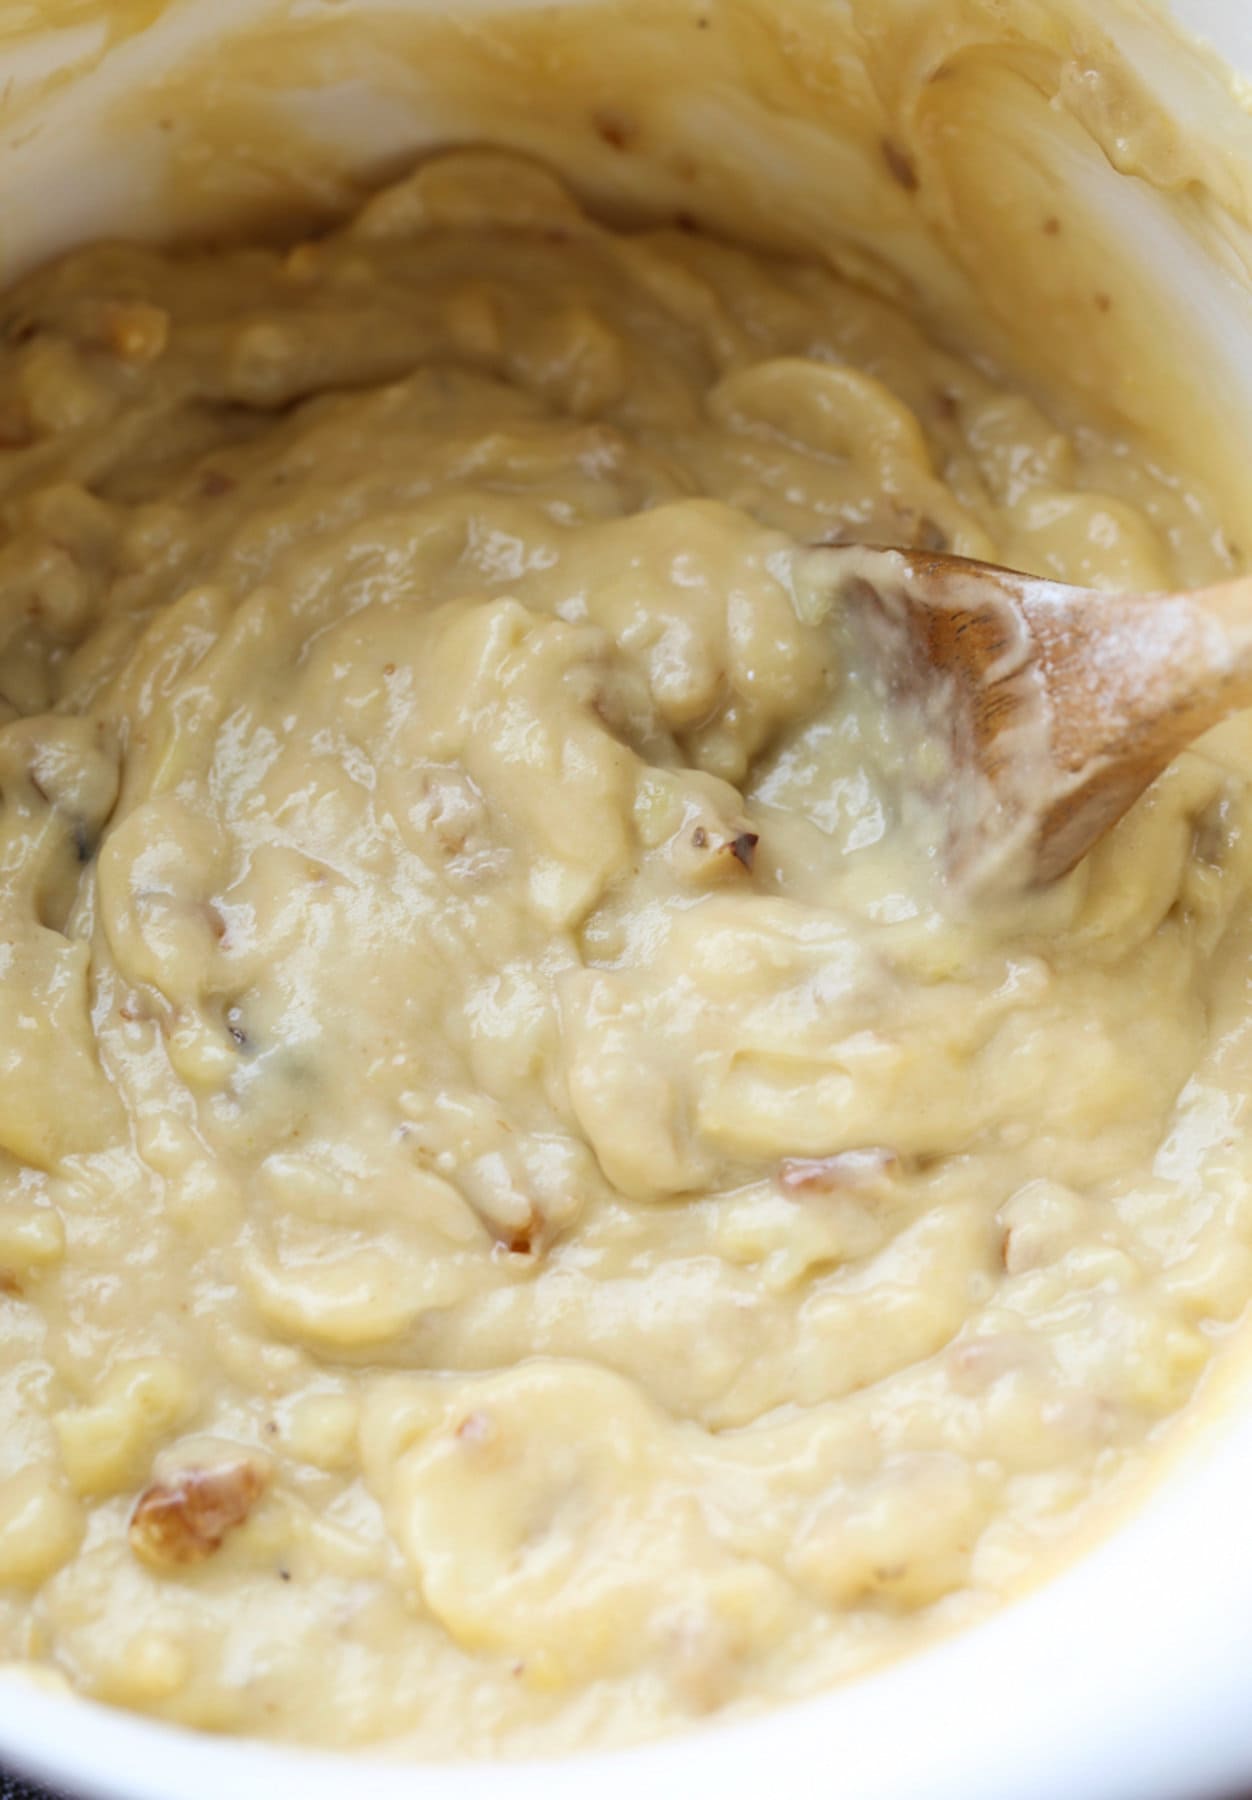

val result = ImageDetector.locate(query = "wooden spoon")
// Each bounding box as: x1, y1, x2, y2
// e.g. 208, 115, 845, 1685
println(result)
821, 545, 1252, 887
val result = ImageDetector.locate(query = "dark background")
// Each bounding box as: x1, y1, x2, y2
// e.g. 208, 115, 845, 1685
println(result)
2, 1774, 63, 1800
5, 1758, 1251, 1799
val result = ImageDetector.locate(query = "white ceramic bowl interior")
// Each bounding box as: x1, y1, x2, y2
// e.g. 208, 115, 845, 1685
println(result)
2, 2, 1252, 1796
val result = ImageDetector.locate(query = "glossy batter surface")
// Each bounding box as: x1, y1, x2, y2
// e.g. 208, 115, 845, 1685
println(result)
1, 150, 1251, 1753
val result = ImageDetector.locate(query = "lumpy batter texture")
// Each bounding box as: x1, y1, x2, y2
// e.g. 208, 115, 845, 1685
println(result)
1, 150, 1251, 1752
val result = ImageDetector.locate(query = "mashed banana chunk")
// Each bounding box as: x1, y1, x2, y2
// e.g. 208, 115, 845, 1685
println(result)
0, 151, 1249, 1753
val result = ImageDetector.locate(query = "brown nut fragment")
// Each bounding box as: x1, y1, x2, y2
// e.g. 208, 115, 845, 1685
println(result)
779, 1147, 900, 1195
487, 1205, 544, 1260
880, 138, 919, 191
129, 1461, 267, 1570
592, 108, 638, 151
504, 1220, 538, 1257
672, 815, 761, 887
454, 1409, 498, 1449
729, 831, 758, 871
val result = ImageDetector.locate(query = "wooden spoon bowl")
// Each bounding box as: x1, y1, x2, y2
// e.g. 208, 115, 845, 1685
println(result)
822, 546, 1252, 887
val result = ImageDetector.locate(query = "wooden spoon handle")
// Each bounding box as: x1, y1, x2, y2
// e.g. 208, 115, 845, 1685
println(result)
1020, 575, 1252, 775
1011, 574, 1252, 879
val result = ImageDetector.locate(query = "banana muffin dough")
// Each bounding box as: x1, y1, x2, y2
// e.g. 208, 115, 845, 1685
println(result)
1, 147, 1252, 1752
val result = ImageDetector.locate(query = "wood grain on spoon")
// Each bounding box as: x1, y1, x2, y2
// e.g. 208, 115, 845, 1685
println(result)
824, 546, 1252, 886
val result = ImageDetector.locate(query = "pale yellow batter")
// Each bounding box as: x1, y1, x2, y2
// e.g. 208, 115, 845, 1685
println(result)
1, 141, 1251, 1754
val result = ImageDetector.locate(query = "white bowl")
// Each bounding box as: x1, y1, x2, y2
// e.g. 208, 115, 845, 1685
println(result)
2, 2, 1252, 1795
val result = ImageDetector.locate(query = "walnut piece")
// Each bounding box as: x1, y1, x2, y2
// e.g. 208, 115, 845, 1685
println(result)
129, 1461, 267, 1570
779, 1147, 900, 1194
673, 817, 761, 887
